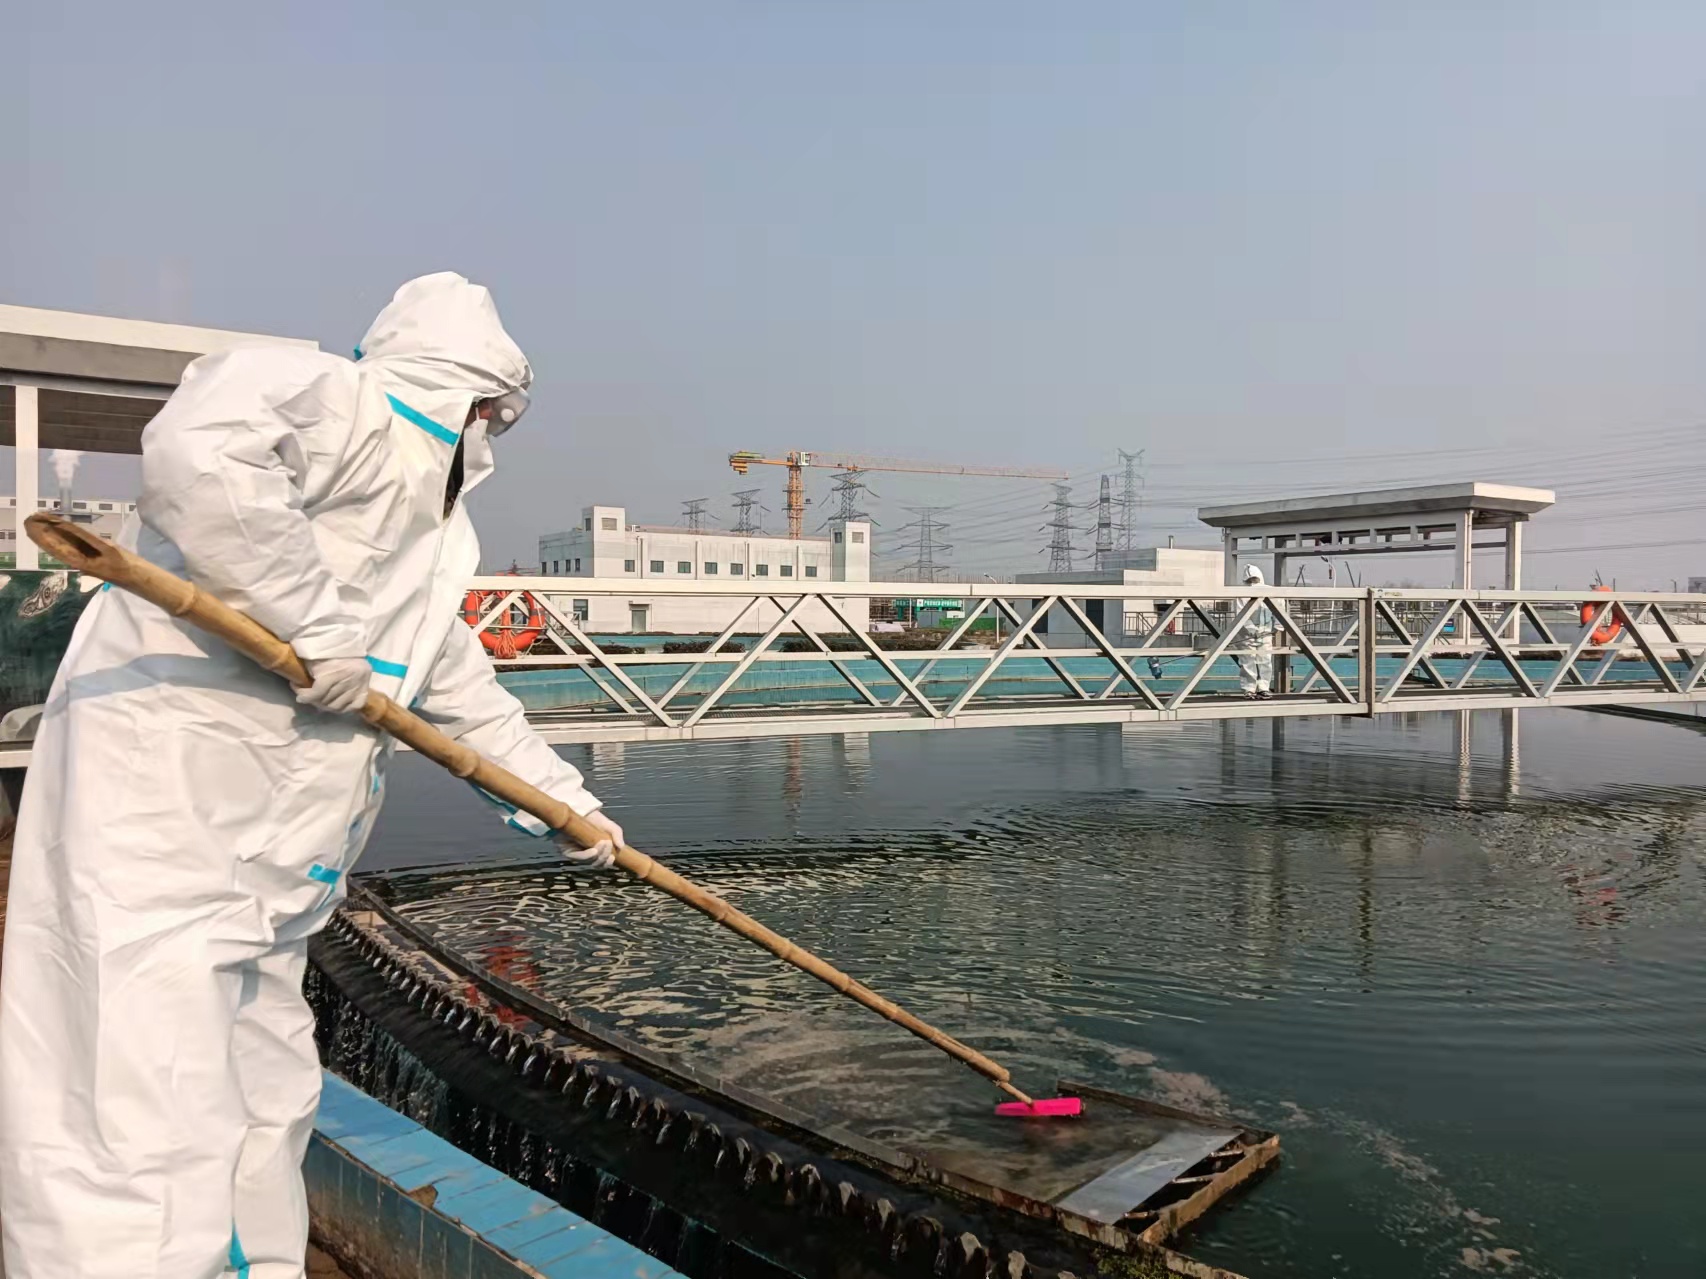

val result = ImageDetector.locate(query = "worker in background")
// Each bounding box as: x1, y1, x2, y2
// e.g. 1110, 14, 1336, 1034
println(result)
0, 273, 624, 1279
1234, 564, 1276, 698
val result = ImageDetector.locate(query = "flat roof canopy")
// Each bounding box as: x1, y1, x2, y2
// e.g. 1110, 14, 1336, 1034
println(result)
1198, 482, 1556, 530
0, 302, 316, 455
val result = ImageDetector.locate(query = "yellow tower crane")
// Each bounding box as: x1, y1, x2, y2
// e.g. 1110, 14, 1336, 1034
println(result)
727, 450, 1069, 539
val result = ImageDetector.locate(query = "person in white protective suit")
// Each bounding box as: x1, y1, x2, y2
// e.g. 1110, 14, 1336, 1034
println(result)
0, 273, 624, 1279
1233, 564, 1276, 698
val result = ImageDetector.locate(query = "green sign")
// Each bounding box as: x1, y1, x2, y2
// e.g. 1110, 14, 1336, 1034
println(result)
913, 598, 964, 608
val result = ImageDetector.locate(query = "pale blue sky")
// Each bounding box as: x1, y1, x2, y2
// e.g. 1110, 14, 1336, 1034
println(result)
7, 2, 1704, 585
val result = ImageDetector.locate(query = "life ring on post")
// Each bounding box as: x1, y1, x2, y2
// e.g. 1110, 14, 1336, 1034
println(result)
463, 588, 546, 658
1579, 584, 1622, 646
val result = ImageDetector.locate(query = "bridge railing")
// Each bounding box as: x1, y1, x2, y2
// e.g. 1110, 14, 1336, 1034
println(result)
464, 577, 1706, 739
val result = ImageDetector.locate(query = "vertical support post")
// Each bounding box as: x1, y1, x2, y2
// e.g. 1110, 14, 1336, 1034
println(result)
1360, 588, 1377, 715
1272, 553, 1290, 694
14, 384, 39, 571
1454, 510, 1474, 590
1222, 528, 1238, 587
1503, 519, 1523, 641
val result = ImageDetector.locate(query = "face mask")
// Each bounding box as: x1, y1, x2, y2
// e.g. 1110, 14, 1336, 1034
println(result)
482, 389, 530, 437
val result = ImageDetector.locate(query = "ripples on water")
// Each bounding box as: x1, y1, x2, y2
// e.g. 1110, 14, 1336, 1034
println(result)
367, 710, 1706, 1279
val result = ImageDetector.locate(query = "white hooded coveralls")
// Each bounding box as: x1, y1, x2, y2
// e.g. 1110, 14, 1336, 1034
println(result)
0, 275, 603, 1279
1233, 568, 1275, 695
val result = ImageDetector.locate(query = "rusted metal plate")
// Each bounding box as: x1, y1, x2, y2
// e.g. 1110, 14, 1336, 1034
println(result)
1054, 1128, 1240, 1223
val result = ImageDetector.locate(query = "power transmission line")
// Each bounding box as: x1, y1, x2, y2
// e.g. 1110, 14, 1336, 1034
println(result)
1094, 474, 1114, 569
682, 497, 711, 532
894, 507, 954, 582
1041, 484, 1079, 574
1116, 449, 1144, 551
1526, 536, 1706, 555
852, 417, 1705, 578
819, 469, 877, 528
731, 489, 767, 535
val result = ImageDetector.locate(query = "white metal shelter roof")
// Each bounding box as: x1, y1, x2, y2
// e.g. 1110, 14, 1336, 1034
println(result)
1197, 482, 1557, 590
0, 303, 316, 455
1198, 482, 1555, 530
1, 302, 315, 567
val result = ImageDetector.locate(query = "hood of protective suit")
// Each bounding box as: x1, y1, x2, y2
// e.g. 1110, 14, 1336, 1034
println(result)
355, 273, 532, 490
357, 271, 531, 399
1242, 566, 1265, 586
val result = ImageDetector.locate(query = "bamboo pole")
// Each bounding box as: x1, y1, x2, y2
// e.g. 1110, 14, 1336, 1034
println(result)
26, 513, 1032, 1105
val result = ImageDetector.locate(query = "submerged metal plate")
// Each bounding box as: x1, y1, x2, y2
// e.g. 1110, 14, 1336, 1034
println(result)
1054, 1127, 1240, 1223
345, 884, 1278, 1262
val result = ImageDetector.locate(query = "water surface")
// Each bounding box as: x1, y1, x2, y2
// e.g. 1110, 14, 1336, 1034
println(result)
364, 709, 1706, 1279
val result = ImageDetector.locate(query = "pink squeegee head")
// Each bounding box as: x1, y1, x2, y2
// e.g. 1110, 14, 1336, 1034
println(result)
994, 1096, 1083, 1118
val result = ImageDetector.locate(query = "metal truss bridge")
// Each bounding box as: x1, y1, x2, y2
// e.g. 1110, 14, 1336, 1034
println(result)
464, 578, 1706, 746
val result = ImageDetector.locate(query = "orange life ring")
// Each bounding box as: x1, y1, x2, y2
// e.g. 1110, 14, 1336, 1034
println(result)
1579, 585, 1622, 645
463, 588, 546, 658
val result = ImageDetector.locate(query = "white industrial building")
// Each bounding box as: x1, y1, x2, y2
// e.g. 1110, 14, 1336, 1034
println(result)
1016, 547, 1226, 646
537, 506, 870, 634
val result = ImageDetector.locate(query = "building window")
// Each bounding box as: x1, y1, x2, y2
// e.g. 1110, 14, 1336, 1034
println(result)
574, 558, 582, 572
651, 560, 665, 573
705, 562, 719, 574
780, 565, 794, 577
584, 517, 593, 531
602, 517, 618, 531
755, 564, 769, 576
99, 503, 113, 511
805, 565, 819, 578
624, 559, 636, 573
730, 563, 744, 575
833, 530, 844, 543
573, 599, 590, 622
677, 561, 692, 573
551, 560, 559, 573
851, 530, 864, 543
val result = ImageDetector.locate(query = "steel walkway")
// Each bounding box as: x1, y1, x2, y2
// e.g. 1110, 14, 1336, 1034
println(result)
465, 578, 1706, 746
1, 580, 1699, 768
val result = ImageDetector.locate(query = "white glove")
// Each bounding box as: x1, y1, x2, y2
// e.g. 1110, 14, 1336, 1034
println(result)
294, 657, 372, 714
555, 809, 624, 870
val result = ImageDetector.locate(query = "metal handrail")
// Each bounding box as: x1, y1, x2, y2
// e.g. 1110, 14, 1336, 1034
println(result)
455, 580, 1706, 746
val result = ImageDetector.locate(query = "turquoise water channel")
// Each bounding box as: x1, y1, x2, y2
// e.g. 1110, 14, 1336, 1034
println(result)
365, 709, 1706, 1279
496, 651, 1687, 717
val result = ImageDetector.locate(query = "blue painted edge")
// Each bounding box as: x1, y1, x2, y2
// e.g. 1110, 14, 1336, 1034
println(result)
310, 1071, 683, 1278
385, 393, 460, 445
